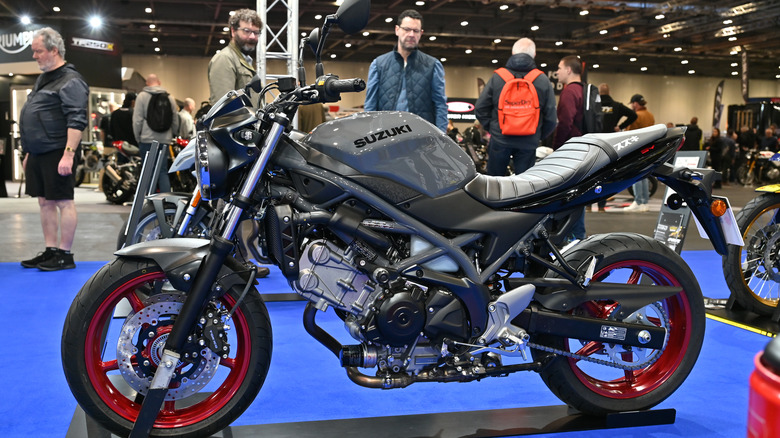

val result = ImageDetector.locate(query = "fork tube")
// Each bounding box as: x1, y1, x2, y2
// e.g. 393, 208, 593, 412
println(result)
221, 114, 288, 240
177, 187, 202, 236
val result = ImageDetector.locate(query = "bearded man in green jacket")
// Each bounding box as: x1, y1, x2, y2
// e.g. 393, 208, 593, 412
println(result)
208, 9, 262, 105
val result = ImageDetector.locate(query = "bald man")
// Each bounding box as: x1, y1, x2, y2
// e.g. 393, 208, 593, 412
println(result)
133, 73, 180, 192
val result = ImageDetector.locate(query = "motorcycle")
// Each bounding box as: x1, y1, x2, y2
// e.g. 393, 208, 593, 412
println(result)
723, 184, 780, 316
74, 142, 106, 187
736, 149, 780, 186
61, 1, 739, 436
101, 140, 142, 205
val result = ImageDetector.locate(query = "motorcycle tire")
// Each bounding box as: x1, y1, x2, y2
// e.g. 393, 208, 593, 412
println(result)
101, 166, 136, 205
61, 258, 272, 437
627, 176, 659, 198
116, 200, 212, 249
736, 164, 754, 186
532, 232, 704, 415
723, 192, 780, 316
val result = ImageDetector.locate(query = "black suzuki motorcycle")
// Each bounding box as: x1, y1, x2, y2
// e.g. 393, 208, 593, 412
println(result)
61, 1, 738, 436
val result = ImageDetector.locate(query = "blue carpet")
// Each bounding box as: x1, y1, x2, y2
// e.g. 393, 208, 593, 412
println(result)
0, 251, 770, 437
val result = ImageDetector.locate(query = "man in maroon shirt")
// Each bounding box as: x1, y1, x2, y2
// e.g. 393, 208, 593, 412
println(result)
552, 55, 584, 150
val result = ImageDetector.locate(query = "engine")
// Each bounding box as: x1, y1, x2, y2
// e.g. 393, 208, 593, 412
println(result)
291, 238, 470, 373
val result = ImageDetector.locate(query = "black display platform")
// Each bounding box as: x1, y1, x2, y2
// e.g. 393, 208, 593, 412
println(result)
67, 404, 676, 438
705, 303, 780, 337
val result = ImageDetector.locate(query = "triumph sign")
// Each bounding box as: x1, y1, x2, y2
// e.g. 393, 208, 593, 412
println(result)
0, 30, 35, 54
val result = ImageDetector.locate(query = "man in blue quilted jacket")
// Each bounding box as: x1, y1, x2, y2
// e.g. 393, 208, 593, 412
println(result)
364, 9, 448, 132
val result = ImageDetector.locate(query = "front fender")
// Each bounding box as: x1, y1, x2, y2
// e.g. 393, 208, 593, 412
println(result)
116, 238, 209, 291
756, 184, 780, 193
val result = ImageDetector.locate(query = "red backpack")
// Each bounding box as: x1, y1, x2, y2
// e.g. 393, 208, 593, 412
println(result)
494, 67, 544, 136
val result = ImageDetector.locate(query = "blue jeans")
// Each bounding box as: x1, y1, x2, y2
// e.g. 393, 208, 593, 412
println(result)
633, 178, 649, 204
139, 142, 171, 193
486, 144, 536, 176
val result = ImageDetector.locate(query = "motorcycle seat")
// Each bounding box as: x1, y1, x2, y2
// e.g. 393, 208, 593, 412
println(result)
464, 124, 669, 208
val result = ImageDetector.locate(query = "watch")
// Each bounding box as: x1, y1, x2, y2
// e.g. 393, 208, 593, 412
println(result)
65, 146, 76, 153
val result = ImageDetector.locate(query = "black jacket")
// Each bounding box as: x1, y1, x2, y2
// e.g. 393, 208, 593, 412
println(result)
600, 94, 636, 132
683, 123, 703, 151
475, 53, 557, 150
20, 63, 88, 155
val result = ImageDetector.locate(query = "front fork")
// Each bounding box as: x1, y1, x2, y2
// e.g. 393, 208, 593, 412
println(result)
129, 113, 289, 437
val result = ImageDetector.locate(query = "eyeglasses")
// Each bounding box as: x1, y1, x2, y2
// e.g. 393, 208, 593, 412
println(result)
237, 27, 261, 37
398, 26, 422, 35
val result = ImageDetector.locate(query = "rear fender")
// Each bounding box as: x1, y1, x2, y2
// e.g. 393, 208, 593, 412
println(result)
115, 238, 252, 292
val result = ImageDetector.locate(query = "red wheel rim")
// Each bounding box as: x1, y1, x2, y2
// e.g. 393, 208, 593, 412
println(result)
566, 260, 692, 399
84, 270, 253, 428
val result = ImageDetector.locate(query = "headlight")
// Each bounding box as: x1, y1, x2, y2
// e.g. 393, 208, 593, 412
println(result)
195, 131, 228, 201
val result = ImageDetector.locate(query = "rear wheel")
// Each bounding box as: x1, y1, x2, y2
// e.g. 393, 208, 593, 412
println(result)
61, 258, 272, 437
723, 192, 780, 315
736, 164, 755, 186
532, 233, 704, 414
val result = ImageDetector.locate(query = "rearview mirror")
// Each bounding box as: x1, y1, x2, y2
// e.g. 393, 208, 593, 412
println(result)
335, 0, 370, 35
306, 28, 320, 55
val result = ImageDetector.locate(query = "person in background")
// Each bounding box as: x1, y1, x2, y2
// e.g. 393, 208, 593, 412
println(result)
208, 8, 262, 105
624, 94, 655, 212
594, 83, 636, 211
553, 55, 587, 241
298, 102, 326, 133
475, 37, 556, 176
705, 127, 727, 188
683, 117, 703, 151
760, 127, 779, 152
722, 128, 737, 185
178, 97, 197, 140
132, 74, 180, 193
110, 92, 137, 147
364, 9, 448, 132
19, 27, 88, 271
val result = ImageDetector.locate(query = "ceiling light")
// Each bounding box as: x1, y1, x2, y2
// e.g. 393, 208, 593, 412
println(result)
641, 66, 648, 71
663, 33, 670, 38
415, 1, 426, 5
732, 71, 739, 76
599, 29, 608, 35
491, 59, 499, 64
440, 57, 447, 62
152, 37, 159, 42
723, 19, 733, 25
728, 36, 737, 41
145, 7, 152, 13
592, 64, 599, 68
301, 32, 307, 37
460, 21, 469, 26
229, 11, 235, 16
345, 43, 352, 48
330, 54, 337, 58
630, 57, 637, 62
580, 9, 589, 16
315, 14, 322, 20
494, 38, 501, 43
540, 63, 548, 68
731, 62, 738, 67
149, 24, 156, 29
154, 47, 161, 52
681, 60, 688, 64
385, 17, 393, 23
674, 47, 682, 52
89, 16, 102, 28
655, 14, 665, 20
688, 69, 695, 74
429, 36, 436, 41
223, 27, 229, 32
219, 38, 225, 44
499, 5, 509, 10
776, 74, 780, 79
465, 49, 472, 54
20, 15, 31, 25
531, 25, 539, 31
362, 31, 370, 36
555, 41, 563, 46
613, 46, 619, 51
52, 6, 61, 12
730, 50, 738, 55
8, 72, 13, 77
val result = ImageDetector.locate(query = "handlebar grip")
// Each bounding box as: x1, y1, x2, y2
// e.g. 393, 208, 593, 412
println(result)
325, 78, 366, 94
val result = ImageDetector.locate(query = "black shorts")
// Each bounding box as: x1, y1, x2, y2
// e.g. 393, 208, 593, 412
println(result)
25, 149, 77, 200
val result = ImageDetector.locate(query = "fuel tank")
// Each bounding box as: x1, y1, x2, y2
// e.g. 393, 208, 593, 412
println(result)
301, 111, 476, 198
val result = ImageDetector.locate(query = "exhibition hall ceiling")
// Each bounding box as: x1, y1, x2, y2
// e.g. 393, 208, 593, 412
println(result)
1, 0, 779, 80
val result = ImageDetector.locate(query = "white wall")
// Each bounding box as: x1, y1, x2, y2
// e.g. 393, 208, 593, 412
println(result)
123, 54, 780, 135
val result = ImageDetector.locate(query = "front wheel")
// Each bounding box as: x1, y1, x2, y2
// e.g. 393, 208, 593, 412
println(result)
532, 233, 704, 414
61, 258, 272, 437
116, 200, 212, 249
737, 164, 754, 186
723, 192, 780, 315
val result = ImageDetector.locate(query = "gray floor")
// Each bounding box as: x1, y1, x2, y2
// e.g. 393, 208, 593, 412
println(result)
0, 180, 759, 264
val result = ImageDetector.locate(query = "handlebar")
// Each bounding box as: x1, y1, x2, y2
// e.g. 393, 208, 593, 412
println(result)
325, 78, 366, 94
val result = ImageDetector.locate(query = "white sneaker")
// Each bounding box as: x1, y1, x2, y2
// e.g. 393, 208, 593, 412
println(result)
623, 201, 640, 212
638, 203, 650, 212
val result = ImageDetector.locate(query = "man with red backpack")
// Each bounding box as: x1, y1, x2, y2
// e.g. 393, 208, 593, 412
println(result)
475, 38, 557, 176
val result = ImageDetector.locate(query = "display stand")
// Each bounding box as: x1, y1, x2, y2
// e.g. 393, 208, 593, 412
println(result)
66, 404, 676, 438
705, 293, 780, 337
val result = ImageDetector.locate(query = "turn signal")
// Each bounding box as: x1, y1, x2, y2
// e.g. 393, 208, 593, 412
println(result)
711, 199, 728, 217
